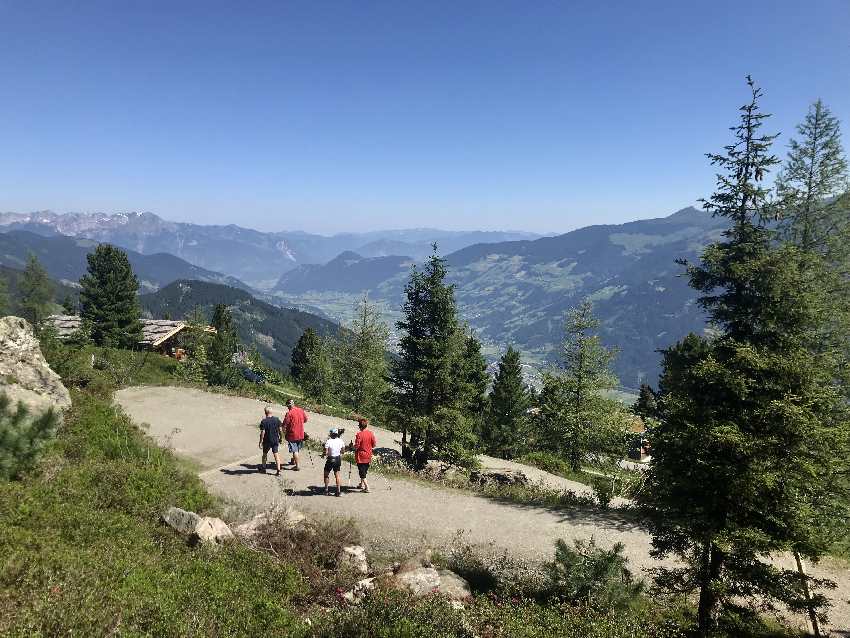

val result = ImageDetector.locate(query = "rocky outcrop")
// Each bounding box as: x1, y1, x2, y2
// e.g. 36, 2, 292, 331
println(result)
0, 317, 71, 417
469, 468, 529, 487
162, 506, 234, 546
339, 545, 369, 575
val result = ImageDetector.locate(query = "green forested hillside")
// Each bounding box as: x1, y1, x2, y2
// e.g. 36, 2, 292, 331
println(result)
140, 280, 341, 372
0, 231, 251, 293
272, 207, 727, 388
0, 265, 79, 315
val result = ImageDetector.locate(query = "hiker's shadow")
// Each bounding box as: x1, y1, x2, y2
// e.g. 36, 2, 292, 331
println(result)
220, 463, 265, 476
292, 485, 359, 497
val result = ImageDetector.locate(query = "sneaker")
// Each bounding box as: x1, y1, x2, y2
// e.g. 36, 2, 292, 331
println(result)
363, 488, 370, 493
293, 467, 300, 472
336, 491, 341, 497
275, 470, 281, 476
258, 465, 265, 473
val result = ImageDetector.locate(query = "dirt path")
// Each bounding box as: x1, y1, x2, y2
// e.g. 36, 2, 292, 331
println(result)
116, 386, 850, 633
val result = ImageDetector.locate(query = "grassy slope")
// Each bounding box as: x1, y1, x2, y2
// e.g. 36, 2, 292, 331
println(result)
0, 343, 806, 637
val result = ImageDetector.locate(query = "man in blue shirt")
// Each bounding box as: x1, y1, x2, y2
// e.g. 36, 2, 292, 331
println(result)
258, 406, 283, 475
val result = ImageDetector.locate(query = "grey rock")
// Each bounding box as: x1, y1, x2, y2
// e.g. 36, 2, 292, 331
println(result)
0, 316, 71, 417
339, 545, 369, 575
162, 506, 234, 546
394, 566, 472, 601
342, 576, 376, 604
469, 468, 529, 487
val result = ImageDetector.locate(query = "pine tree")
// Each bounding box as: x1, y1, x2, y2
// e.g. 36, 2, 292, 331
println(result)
454, 332, 489, 419
19, 254, 53, 329
291, 327, 319, 382
776, 99, 849, 256
0, 393, 59, 480
632, 383, 658, 420
639, 78, 850, 635
335, 295, 389, 416
389, 245, 477, 466
299, 334, 335, 403
61, 295, 76, 315
206, 304, 239, 385
483, 345, 530, 459
79, 244, 143, 348
536, 300, 621, 472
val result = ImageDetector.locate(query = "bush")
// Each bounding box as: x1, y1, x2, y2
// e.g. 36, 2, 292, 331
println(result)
547, 538, 643, 611
0, 394, 59, 480
253, 511, 363, 603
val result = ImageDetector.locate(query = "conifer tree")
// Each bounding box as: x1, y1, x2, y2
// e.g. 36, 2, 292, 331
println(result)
335, 295, 389, 416
483, 345, 529, 459
206, 304, 239, 385
776, 99, 849, 256
79, 244, 142, 348
639, 78, 850, 635
632, 383, 658, 420
61, 295, 76, 315
19, 254, 53, 330
299, 334, 335, 403
454, 332, 489, 419
290, 327, 319, 382
536, 300, 621, 472
389, 245, 477, 465
0, 393, 59, 480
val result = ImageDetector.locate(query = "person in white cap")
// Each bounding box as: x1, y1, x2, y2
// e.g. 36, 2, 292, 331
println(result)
323, 427, 347, 497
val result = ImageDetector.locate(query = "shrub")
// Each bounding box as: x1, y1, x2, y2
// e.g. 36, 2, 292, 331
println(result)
547, 538, 643, 611
0, 394, 59, 480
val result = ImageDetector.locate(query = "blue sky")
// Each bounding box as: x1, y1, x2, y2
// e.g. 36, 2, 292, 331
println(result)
1, 1, 847, 234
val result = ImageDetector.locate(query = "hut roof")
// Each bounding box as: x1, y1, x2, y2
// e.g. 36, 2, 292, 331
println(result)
46, 315, 189, 347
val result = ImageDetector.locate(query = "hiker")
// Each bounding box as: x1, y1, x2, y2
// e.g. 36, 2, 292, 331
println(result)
283, 398, 308, 471
258, 406, 283, 476
323, 427, 347, 497
352, 417, 377, 492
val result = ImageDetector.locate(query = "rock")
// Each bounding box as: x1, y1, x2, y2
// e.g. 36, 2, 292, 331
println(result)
234, 507, 305, 538
397, 548, 433, 573
339, 545, 369, 575
342, 576, 376, 604
395, 566, 441, 596
372, 447, 402, 464
469, 468, 529, 487
162, 506, 234, 546
394, 566, 472, 601
421, 460, 464, 481
0, 317, 71, 417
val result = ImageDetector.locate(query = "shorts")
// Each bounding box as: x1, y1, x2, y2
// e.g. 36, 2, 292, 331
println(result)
288, 439, 304, 454
357, 463, 370, 479
263, 441, 279, 454
324, 456, 342, 473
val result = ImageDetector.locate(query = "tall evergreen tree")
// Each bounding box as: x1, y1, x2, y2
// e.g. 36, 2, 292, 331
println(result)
79, 244, 142, 348
639, 78, 850, 635
454, 332, 490, 419
206, 304, 239, 385
335, 295, 389, 416
290, 327, 319, 382
389, 245, 477, 465
299, 334, 335, 403
483, 345, 529, 459
632, 383, 658, 420
536, 300, 621, 472
776, 99, 849, 256
19, 254, 54, 330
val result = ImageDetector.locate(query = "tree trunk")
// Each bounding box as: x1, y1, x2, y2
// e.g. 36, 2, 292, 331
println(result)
697, 541, 723, 637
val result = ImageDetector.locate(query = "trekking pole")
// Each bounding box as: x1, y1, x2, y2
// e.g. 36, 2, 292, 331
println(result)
347, 456, 353, 487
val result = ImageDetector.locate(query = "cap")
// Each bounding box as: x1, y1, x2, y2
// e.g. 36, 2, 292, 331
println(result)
329, 427, 338, 435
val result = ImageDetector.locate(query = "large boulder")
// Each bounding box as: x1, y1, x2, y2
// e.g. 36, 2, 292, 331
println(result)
395, 567, 472, 601
338, 545, 369, 575
469, 468, 529, 487
0, 317, 70, 416
162, 506, 234, 546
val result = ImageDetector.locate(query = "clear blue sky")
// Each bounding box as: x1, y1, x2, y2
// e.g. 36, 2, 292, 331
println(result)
1, 1, 848, 234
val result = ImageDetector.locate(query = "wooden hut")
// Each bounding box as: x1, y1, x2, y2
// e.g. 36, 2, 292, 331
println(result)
45, 315, 201, 355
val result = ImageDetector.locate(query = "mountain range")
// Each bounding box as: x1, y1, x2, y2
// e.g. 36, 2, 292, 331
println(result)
271, 207, 727, 388
0, 231, 250, 293
0, 211, 542, 287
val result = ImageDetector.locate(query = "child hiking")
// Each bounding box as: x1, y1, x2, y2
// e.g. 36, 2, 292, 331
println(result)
323, 427, 347, 497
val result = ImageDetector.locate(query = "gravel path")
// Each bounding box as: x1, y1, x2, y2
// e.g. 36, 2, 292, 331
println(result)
115, 386, 850, 633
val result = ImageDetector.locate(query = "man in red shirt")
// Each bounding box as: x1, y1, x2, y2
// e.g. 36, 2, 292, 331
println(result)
352, 417, 377, 492
283, 399, 308, 471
